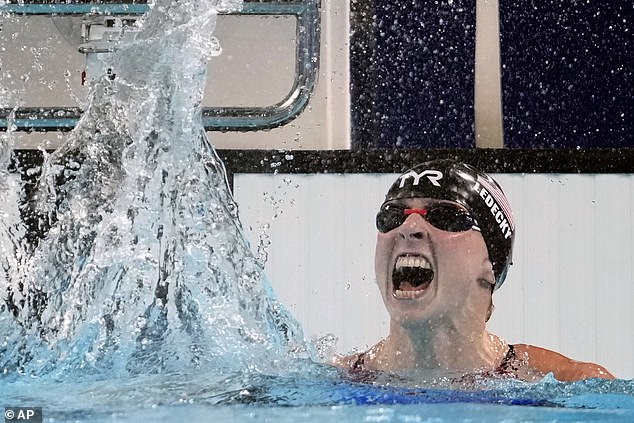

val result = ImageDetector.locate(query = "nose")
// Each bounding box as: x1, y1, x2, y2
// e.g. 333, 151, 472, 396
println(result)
397, 212, 430, 240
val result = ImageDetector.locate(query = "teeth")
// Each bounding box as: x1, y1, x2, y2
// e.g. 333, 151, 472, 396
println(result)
392, 255, 434, 300
395, 255, 431, 271
393, 289, 426, 299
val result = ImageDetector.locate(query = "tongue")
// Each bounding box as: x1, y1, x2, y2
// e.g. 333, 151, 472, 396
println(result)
399, 280, 430, 291
393, 267, 434, 291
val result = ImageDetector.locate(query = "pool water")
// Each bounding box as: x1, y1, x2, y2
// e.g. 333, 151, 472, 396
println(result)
2, 367, 634, 422
1, 0, 304, 379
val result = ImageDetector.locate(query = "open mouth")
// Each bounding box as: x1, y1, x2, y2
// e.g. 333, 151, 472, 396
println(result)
392, 254, 434, 299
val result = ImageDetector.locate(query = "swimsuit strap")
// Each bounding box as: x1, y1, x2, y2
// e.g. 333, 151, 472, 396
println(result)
353, 345, 517, 373
352, 352, 367, 371
496, 344, 517, 373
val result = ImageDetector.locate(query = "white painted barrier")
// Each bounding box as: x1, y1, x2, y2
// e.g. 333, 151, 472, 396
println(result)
235, 173, 634, 379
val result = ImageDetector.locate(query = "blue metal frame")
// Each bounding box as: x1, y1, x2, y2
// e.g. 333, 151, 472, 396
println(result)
1, 2, 309, 16
0, 0, 320, 132
1, 3, 150, 15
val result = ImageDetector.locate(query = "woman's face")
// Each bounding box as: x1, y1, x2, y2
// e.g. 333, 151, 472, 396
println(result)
374, 198, 495, 327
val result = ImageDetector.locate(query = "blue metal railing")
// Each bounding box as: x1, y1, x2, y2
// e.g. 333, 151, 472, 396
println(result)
0, 0, 320, 132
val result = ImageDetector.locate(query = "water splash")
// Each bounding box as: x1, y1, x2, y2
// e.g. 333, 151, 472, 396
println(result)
0, 0, 306, 379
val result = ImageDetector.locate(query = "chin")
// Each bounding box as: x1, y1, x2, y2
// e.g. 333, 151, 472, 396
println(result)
387, 298, 437, 325
391, 310, 436, 329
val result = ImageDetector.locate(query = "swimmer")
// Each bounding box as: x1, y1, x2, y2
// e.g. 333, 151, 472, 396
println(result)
335, 159, 614, 382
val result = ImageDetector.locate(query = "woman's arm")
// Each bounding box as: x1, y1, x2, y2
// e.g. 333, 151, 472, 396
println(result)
514, 344, 615, 382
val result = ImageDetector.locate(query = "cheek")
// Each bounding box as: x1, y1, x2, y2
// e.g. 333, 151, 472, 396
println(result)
374, 233, 392, 279
437, 235, 489, 279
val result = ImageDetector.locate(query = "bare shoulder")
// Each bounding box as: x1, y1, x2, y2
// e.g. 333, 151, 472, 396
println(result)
513, 344, 615, 381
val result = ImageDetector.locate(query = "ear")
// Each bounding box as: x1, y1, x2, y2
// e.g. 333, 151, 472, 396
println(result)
477, 258, 496, 289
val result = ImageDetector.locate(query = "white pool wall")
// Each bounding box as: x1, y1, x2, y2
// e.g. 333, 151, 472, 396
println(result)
235, 172, 634, 380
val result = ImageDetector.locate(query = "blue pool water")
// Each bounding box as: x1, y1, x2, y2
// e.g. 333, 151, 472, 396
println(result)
1, 0, 634, 422
2, 368, 634, 422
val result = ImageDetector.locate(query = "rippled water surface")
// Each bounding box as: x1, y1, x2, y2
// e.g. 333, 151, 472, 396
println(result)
2, 368, 634, 422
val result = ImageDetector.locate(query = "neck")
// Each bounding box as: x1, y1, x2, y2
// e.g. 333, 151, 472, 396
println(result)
377, 317, 506, 372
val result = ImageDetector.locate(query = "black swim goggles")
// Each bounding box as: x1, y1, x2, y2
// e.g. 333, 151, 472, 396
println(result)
376, 202, 480, 233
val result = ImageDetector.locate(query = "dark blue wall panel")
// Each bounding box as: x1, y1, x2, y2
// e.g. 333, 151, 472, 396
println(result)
350, 0, 476, 149
500, 1, 633, 148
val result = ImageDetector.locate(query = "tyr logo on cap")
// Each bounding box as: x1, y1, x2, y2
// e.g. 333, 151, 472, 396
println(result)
398, 170, 443, 188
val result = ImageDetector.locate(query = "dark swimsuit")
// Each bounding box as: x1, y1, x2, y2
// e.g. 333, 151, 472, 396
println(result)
495, 344, 518, 373
352, 344, 518, 374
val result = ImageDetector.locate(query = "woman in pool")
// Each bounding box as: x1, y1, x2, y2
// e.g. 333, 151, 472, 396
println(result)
335, 159, 614, 382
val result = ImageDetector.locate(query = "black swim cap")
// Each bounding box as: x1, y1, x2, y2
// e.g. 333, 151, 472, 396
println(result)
382, 159, 515, 290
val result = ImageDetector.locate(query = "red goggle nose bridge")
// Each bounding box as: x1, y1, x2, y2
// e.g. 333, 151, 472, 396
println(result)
403, 208, 428, 217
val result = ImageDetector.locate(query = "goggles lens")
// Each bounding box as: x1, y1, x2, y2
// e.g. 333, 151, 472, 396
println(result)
376, 203, 480, 233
